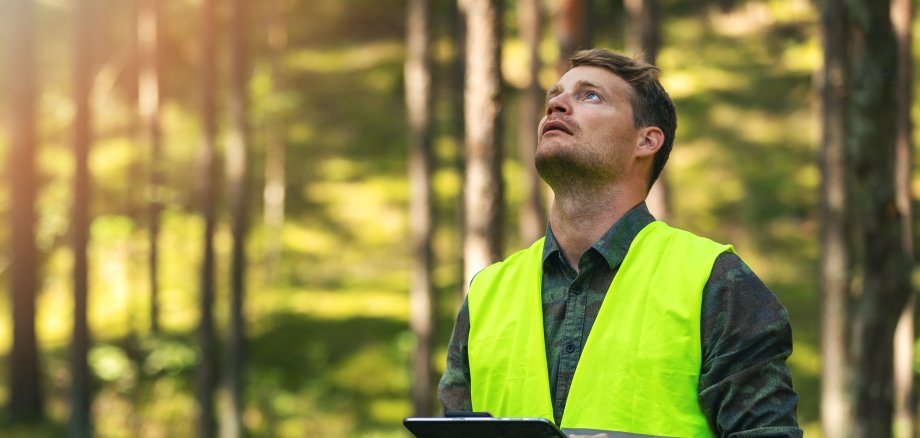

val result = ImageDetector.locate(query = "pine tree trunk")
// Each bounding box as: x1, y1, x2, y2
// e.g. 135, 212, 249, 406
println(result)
7, 0, 44, 424
845, 0, 910, 435
624, 0, 668, 221
70, 0, 94, 435
553, 0, 590, 73
137, 0, 163, 334
818, 0, 851, 435
462, 0, 504, 291
263, 0, 288, 284
891, 0, 914, 435
451, 0, 467, 296
406, 0, 436, 416
197, 0, 219, 434
223, 0, 249, 434
518, 0, 547, 243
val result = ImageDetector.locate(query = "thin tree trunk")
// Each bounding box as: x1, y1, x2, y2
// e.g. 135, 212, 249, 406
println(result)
406, 0, 436, 416
263, 0, 288, 284
197, 0, 219, 434
845, 0, 910, 435
138, 0, 163, 334
7, 0, 44, 424
518, 0, 547, 243
891, 0, 914, 435
453, 0, 468, 297
70, 0, 94, 435
553, 0, 590, 74
222, 0, 249, 434
624, 0, 668, 221
462, 0, 504, 292
818, 0, 850, 435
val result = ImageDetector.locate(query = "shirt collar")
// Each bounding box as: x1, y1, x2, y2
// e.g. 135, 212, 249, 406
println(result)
542, 202, 656, 270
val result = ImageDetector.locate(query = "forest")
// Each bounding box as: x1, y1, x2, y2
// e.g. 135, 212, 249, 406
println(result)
1, 0, 918, 436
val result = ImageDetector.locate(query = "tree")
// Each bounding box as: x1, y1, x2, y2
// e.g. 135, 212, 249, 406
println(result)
838, 0, 910, 434
137, 0, 163, 334
7, 0, 44, 424
197, 0, 219, 434
263, 0, 288, 284
517, 0, 547, 243
406, 0, 437, 417
462, 0, 504, 291
552, 0, 590, 73
891, 0, 914, 435
223, 0, 250, 433
817, 0, 850, 435
624, 0, 668, 221
69, 0, 95, 435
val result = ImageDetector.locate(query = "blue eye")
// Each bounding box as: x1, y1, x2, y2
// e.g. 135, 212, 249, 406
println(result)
583, 91, 601, 102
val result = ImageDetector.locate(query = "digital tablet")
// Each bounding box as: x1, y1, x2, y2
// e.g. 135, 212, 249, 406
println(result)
403, 416, 568, 438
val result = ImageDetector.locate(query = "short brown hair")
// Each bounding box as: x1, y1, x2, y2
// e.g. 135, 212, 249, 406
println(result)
569, 49, 676, 190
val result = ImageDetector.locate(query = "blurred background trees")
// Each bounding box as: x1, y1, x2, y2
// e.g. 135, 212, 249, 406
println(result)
0, 0, 917, 436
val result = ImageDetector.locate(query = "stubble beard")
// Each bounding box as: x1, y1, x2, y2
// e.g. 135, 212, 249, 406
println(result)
535, 138, 618, 197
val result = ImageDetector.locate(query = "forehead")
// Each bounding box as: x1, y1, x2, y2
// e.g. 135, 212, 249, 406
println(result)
555, 65, 633, 98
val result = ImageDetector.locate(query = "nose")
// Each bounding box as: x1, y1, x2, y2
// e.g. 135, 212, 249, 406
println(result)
545, 92, 571, 116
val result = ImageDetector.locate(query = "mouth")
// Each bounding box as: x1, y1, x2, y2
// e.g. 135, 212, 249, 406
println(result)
541, 119, 573, 136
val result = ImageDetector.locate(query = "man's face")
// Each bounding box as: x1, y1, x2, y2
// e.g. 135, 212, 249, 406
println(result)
535, 65, 639, 186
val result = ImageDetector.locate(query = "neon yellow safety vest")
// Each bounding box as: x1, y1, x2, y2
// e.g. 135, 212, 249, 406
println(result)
468, 221, 733, 437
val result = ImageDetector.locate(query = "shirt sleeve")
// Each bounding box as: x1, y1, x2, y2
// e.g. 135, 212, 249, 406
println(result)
437, 297, 473, 413
698, 252, 803, 437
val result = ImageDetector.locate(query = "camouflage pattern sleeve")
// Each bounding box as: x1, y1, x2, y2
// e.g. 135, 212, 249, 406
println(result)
437, 297, 473, 413
698, 252, 803, 437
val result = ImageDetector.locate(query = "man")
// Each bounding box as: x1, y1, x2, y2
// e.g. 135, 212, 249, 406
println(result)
438, 49, 801, 437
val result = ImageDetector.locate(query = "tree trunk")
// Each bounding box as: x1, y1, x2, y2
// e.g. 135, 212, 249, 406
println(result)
222, 0, 250, 434
137, 0, 163, 334
817, 0, 850, 435
844, 0, 910, 435
263, 0, 288, 284
406, 0, 436, 416
518, 0, 547, 243
70, 0, 95, 435
7, 0, 44, 424
891, 0, 914, 435
624, 0, 668, 221
462, 0, 504, 291
197, 0, 219, 434
553, 0, 590, 74
452, 0, 468, 296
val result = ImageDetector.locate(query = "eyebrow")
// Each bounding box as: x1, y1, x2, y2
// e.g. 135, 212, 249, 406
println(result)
545, 80, 606, 101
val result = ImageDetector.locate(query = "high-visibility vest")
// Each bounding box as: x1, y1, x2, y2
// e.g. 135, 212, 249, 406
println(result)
468, 221, 732, 437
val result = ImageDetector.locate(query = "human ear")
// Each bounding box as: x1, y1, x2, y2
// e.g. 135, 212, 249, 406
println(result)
635, 126, 664, 158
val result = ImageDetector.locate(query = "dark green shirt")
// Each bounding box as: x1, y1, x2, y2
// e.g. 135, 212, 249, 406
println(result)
438, 203, 802, 437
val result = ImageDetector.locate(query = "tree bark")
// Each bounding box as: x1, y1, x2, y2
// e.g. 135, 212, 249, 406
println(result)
197, 0, 219, 434
263, 0, 288, 285
818, 0, 851, 435
844, 0, 910, 435
624, 0, 668, 221
451, 0, 467, 296
222, 0, 250, 435
891, 0, 914, 435
7, 0, 44, 424
553, 0, 590, 74
462, 0, 504, 292
137, 0, 163, 334
70, 0, 95, 435
406, 0, 436, 416
518, 0, 547, 243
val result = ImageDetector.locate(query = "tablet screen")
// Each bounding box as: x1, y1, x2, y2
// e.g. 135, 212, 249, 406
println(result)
403, 416, 567, 438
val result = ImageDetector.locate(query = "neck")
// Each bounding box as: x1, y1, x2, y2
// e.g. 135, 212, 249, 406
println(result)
549, 183, 645, 270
